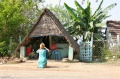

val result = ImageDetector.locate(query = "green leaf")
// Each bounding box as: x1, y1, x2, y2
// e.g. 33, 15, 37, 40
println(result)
103, 3, 117, 13
96, 23, 106, 27
64, 3, 79, 21
89, 21, 93, 29
74, 0, 84, 11
84, 31, 91, 41
93, 0, 103, 17
93, 33, 101, 40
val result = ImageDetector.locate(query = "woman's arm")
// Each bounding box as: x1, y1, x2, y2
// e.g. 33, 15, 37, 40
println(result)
45, 47, 50, 52
36, 50, 39, 53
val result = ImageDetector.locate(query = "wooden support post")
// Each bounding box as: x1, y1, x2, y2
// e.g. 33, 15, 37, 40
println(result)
20, 46, 26, 59
117, 35, 120, 44
68, 45, 73, 61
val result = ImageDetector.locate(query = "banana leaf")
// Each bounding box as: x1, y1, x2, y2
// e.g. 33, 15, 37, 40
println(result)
103, 3, 117, 13
64, 3, 79, 21
93, 0, 103, 17
84, 31, 91, 41
89, 21, 93, 29
74, 1, 84, 11
93, 33, 101, 40
95, 23, 105, 27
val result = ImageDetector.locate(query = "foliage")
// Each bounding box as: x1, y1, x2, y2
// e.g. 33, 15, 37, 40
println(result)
99, 47, 112, 61
0, 41, 9, 57
64, 0, 116, 41
0, 0, 43, 41
99, 45, 120, 61
0, 0, 44, 56
93, 41, 120, 62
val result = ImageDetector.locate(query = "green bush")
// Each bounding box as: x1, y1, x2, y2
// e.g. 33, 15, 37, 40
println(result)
99, 47, 112, 61
0, 41, 10, 57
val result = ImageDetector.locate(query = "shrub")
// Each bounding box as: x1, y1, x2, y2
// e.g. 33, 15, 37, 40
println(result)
99, 47, 112, 61
0, 41, 10, 57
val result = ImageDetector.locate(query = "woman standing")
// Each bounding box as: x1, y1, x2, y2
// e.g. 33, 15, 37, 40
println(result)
36, 43, 49, 68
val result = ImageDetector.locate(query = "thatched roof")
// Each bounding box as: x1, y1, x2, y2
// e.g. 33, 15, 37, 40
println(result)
107, 20, 120, 40
15, 8, 79, 53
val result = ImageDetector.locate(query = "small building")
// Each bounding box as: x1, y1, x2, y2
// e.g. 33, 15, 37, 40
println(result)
106, 20, 120, 47
15, 8, 79, 60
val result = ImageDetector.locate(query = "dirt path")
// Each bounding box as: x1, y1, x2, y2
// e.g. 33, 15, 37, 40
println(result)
0, 60, 120, 79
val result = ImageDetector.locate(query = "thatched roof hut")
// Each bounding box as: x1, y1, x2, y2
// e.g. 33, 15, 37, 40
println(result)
15, 8, 79, 54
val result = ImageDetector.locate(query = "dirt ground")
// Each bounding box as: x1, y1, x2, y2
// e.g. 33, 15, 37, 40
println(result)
0, 59, 120, 79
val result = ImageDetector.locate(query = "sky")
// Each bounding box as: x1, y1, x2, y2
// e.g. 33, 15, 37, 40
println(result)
42, 0, 120, 21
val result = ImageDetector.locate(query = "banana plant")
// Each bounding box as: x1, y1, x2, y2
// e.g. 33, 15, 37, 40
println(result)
64, 0, 116, 41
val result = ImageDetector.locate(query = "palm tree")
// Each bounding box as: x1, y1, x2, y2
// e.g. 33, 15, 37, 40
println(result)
64, 0, 116, 41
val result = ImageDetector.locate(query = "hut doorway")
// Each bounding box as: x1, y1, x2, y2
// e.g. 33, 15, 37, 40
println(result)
42, 36, 50, 49
32, 36, 50, 51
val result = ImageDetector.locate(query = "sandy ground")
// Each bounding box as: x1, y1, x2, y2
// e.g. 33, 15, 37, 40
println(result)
0, 59, 120, 79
